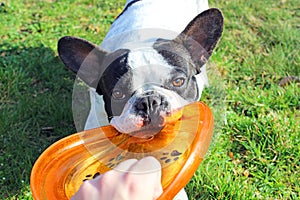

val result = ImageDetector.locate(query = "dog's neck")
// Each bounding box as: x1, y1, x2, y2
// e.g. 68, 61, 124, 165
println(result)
101, 0, 209, 51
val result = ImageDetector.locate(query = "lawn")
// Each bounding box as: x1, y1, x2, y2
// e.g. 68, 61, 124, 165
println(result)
0, 0, 299, 199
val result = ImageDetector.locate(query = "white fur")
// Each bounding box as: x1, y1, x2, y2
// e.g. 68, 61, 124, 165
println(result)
110, 98, 144, 133
127, 47, 170, 70
84, 88, 108, 130
101, 0, 209, 51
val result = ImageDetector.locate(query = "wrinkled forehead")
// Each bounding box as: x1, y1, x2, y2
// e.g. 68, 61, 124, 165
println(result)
127, 47, 171, 69
101, 45, 190, 92
127, 48, 174, 85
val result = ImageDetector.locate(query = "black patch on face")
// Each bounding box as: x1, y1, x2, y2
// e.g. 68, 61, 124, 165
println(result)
153, 39, 200, 101
153, 39, 194, 71
97, 49, 133, 120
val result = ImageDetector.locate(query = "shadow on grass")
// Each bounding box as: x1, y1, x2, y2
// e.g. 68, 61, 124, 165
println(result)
0, 44, 77, 198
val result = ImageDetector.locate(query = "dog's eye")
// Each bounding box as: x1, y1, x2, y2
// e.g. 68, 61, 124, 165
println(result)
172, 77, 185, 87
112, 89, 125, 100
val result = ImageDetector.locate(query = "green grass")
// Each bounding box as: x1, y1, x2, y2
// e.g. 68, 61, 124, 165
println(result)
0, 0, 299, 199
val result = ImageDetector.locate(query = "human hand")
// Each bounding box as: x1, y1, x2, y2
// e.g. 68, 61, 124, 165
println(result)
71, 156, 163, 200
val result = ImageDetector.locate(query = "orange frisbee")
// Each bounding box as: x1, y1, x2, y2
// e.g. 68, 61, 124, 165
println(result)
30, 102, 214, 200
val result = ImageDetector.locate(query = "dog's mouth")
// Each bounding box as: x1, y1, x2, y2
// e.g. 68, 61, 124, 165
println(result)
110, 88, 188, 137
135, 109, 183, 137
110, 111, 169, 137
110, 107, 184, 138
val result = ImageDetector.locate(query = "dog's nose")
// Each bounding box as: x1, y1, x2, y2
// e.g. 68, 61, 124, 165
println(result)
136, 94, 161, 113
134, 93, 167, 127
144, 90, 155, 96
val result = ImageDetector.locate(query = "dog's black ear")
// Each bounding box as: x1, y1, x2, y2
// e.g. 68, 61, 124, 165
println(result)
58, 36, 108, 88
177, 8, 223, 72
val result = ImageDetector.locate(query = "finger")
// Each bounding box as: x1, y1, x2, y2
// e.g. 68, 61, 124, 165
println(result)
134, 157, 163, 199
113, 158, 138, 172
96, 158, 138, 189
153, 183, 163, 200
70, 178, 100, 200
124, 157, 163, 200
129, 156, 162, 174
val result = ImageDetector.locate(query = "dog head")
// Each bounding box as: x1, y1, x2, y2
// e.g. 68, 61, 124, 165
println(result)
58, 8, 223, 134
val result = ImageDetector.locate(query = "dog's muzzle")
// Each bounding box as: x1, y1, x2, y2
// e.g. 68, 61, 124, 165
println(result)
110, 85, 189, 136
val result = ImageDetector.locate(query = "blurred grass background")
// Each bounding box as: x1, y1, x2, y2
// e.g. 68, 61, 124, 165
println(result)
0, 0, 299, 199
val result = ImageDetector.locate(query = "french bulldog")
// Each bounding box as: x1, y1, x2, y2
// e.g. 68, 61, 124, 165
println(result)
58, 0, 223, 135
58, 0, 223, 199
